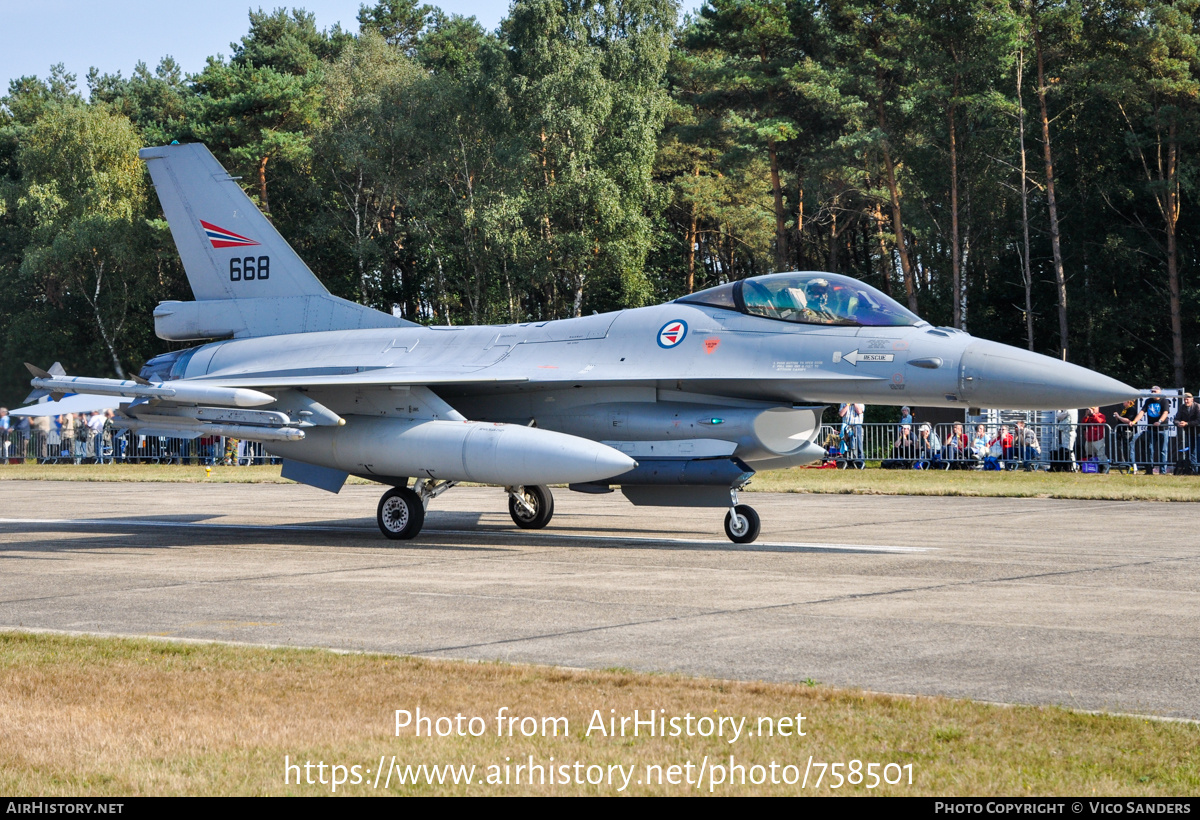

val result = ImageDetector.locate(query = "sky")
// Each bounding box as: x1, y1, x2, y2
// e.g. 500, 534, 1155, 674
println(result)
0, 1, 702, 96
0, 1, 499, 95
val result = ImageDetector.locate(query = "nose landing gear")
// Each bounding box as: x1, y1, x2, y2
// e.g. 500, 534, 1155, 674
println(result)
723, 488, 760, 544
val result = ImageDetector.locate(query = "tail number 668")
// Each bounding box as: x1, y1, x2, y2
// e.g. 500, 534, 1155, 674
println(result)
230, 256, 270, 281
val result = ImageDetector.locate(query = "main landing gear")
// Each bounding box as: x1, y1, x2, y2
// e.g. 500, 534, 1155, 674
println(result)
376, 478, 456, 540
377, 486, 424, 540
723, 487, 761, 544
374, 481, 557, 540
507, 484, 555, 529
375, 481, 760, 544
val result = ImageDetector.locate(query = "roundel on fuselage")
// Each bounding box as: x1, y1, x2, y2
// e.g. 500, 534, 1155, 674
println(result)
657, 320, 688, 348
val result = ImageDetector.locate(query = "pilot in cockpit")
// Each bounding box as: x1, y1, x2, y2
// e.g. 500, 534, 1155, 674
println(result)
805, 278, 836, 323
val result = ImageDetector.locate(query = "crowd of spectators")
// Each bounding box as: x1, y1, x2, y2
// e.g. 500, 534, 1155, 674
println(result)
0, 408, 114, 463
827, 392, 1200, 474
0, 407, 267, 466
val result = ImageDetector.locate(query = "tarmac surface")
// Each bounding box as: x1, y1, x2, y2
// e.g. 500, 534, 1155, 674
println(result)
1, 480, 1197, 719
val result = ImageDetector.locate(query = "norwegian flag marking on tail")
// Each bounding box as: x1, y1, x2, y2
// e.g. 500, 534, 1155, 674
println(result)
201, 220, 260, 249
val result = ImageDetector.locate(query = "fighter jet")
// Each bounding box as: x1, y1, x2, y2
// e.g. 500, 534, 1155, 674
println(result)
19, 144, 1139, 543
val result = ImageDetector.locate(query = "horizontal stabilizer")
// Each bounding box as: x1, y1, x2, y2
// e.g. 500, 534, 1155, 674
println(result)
11, 394, 123, 417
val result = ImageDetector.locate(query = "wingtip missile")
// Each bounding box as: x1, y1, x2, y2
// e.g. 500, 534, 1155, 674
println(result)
26, 371, 277, 408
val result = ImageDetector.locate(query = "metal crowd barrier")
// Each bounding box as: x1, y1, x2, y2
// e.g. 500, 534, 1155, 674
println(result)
0, 429, 278, 467
3, 421, 1196, 474
816, 421, 1197, 474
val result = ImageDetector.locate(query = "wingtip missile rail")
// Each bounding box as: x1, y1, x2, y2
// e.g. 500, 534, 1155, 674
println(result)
25, 363, 276, 408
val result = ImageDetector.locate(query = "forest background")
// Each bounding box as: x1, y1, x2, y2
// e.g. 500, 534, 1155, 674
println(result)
0, 0, 1196, 409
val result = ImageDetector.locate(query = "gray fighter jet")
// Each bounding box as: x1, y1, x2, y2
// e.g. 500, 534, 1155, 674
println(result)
20, 144, 1138, 543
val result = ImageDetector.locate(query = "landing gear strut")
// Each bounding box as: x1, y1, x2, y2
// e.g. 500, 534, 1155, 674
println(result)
508, 484, 554, 529
377, 486, 424, 540
724, 488, 760, 544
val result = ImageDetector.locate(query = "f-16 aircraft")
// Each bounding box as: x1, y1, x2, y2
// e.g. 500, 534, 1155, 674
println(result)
19, 144, 1138, 543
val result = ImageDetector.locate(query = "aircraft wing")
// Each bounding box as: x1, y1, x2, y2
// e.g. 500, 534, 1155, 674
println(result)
16, 364, 528, 446
191, 369, 529, 389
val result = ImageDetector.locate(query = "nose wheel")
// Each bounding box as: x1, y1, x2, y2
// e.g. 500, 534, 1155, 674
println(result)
724, 504, 761, 543
377, 486, 425, 540
508, 485, 554, 529
723, 487, 760, 543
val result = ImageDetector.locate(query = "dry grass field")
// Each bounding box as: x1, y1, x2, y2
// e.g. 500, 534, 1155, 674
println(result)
1, 632, 1197, 796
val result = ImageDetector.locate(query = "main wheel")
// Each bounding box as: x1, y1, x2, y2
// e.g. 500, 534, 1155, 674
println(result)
509, 485, 554, 529
724, 504, 761, 544
377, 486, 425, 540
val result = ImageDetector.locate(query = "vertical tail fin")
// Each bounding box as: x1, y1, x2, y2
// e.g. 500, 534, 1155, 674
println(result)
140, 143, 328, 301
140, 143, 411, 338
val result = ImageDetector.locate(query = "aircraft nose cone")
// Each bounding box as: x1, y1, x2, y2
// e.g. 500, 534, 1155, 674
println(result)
960, 339, 1139, 409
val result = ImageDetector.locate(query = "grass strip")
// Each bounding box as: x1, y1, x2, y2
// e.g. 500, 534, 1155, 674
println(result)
0, 463, 366, 485
0, 632, 1196, 796
3, 463, 1200, 502
750, 467, 1200, 501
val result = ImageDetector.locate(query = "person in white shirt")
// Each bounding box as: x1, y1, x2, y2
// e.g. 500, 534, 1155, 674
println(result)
0, 407, 9, 460
1055, 408, 1078, 471
839, 402, 865, 466
87, 411, 108, 463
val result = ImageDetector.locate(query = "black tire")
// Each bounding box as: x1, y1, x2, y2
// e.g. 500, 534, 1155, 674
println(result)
509, 485, 554, 529
724, 504, 761, 544
377, 486, 424, 540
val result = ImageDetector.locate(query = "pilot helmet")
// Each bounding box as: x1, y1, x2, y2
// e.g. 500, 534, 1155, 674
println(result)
806, 277, 830, 304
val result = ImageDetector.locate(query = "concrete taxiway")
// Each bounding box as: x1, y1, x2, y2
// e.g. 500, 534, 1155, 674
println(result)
1, 480, 1197, 719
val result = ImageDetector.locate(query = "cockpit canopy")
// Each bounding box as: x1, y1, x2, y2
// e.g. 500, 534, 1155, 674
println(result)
676, 272, 923, 328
